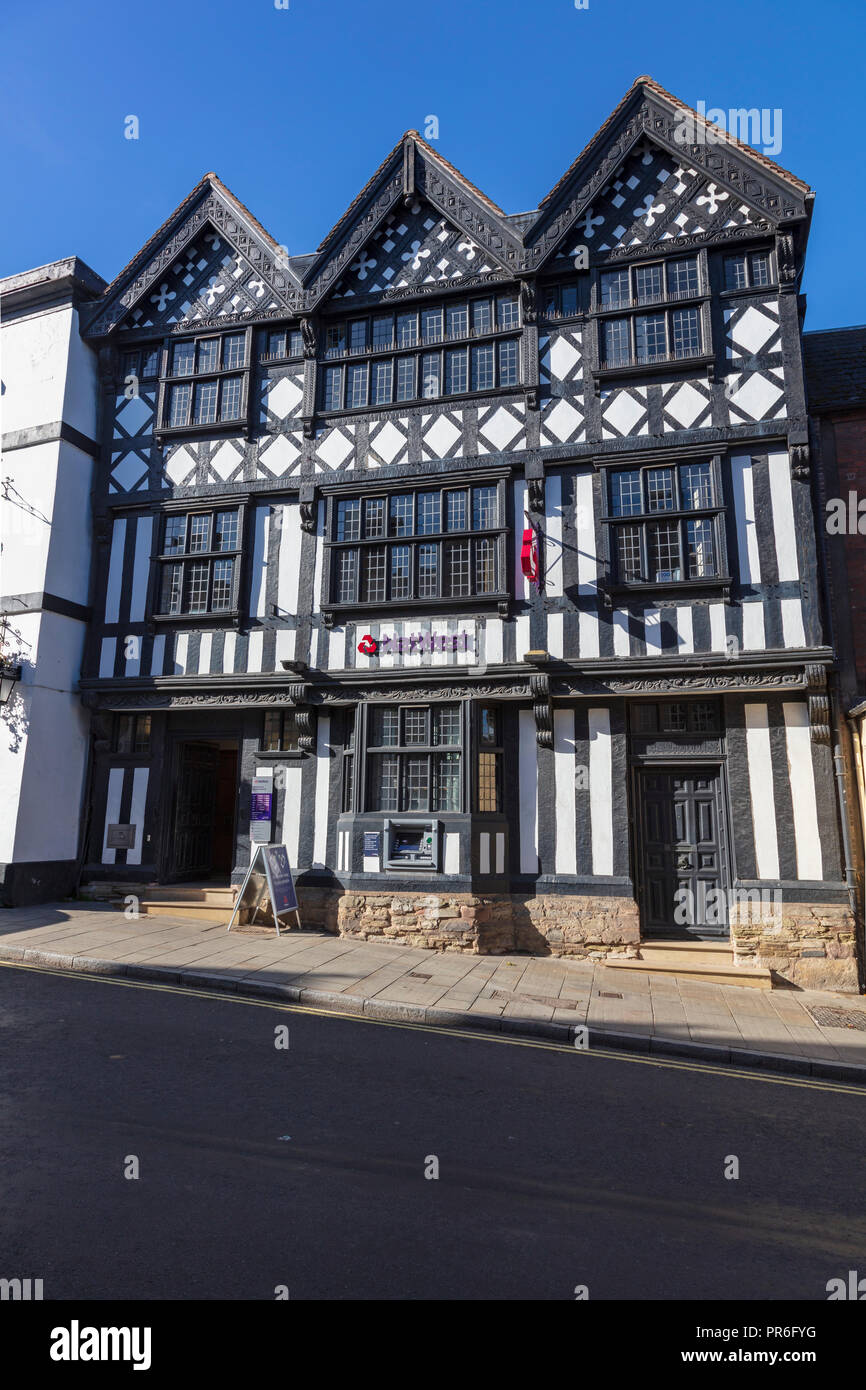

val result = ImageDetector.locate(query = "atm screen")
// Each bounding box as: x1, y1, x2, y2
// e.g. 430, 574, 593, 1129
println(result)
386, 821, 436, 868
393, 829, 425, 859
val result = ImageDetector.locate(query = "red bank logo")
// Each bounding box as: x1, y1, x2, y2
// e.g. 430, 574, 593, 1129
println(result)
357, 631, 474, 657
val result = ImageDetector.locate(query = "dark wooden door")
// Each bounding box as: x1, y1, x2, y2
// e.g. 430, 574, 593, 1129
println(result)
211, 749, 238, 875
636, 768, 729, 938
171, 743, 221, 880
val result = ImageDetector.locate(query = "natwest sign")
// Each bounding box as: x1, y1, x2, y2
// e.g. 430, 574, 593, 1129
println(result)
357, 631, 475, 657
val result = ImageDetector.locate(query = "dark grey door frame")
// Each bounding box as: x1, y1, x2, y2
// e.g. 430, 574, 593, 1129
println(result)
631, 759, 733, 940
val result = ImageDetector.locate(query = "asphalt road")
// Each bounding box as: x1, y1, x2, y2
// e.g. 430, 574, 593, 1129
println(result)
1, 962, 864, 1301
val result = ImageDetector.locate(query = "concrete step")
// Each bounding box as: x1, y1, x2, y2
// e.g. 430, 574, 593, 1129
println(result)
603, 955, 773, 990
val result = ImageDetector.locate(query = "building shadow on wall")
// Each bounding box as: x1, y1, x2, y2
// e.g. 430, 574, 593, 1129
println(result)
506, 896, 555, 956
0, 654, 34, 754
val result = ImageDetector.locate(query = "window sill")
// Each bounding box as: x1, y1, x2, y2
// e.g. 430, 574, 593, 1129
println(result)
595, 353, 714, 383
165, 365, 249, 382
316, 384, 524, 423
720, 285, 778, 300
593, 291, 709, 318
539, 311, 584, 327
603, 507, 726, 525
322, 593, 510, 624
156, 418, 248, 440
606, 576, 732, 601
320, 328, 520, 363
150, 609, 242, 626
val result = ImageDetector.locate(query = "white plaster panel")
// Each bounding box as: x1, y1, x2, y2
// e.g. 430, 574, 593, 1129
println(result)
588, 707, 613, 876
783, 703, 823, 880
744, 703, 780, 880
554, 708, 577, 875
518, 709, 538, 875
312, 716, 331, 869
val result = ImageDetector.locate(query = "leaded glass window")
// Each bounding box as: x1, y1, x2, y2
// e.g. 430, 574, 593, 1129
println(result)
366, 704, 462, 813
156, 508, 241, 615
163, 332, 248, 428
607, 461, 723, 586
329, 483, 504, 606
319, 293, 520, 409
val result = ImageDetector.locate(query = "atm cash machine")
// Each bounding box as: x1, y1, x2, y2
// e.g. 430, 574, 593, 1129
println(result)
383, 819, 440, 871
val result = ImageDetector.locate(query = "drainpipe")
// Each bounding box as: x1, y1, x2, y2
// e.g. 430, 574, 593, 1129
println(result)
847, 713, 866, 995
848, 714, 866, 853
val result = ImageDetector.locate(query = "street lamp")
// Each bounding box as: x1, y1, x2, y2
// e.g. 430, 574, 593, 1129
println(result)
0, 662, 22, 706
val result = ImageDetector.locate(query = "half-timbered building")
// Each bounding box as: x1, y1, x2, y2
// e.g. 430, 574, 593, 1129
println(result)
14, 77, 858, 988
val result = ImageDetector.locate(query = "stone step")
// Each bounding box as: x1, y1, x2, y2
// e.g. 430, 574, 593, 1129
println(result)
131, 900, 238, 924
638, 940, 734, 969
603, 957, 773, 989
138, 885, 237, 906
640, 938, 732, 954
79, 882, 153, 901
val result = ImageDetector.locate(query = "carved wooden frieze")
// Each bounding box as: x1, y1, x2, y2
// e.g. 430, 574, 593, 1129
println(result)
85, 686, 310, 711
306, 175, 404, 304
417, 165, 523, 268
316, 682, 532, 702
554, 671, 807, 696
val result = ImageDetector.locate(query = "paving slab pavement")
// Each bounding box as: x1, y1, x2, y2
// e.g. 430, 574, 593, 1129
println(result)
1, 900, 866, 1081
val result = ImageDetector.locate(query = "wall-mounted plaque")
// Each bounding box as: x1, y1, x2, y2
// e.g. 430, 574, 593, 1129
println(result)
106, 824, 136, 850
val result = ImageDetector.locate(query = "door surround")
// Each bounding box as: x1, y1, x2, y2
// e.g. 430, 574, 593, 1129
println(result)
161, 735, 240, 883
632, 759, 733, 941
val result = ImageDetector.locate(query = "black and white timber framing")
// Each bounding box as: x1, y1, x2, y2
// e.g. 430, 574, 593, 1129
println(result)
68, 76, 858, 983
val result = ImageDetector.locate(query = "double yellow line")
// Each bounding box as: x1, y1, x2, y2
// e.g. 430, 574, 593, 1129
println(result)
2, 958, 863, 1096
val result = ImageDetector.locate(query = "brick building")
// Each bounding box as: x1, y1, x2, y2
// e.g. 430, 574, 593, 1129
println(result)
804, 325, 866, 973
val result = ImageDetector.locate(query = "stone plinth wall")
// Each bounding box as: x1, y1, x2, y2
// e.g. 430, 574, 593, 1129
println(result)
732, 900, 860, 993
296, 887, 641, 958
296, 886, 861, 988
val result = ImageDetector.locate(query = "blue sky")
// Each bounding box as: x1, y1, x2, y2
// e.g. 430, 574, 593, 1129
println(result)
0, 0, 862, 330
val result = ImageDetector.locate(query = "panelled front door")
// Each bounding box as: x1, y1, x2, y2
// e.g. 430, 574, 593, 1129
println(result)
170, 742, 221, 880
636, 768, 730, 938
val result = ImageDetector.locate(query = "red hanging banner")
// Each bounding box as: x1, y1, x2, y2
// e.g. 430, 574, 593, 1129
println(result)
520, 526, 539, 584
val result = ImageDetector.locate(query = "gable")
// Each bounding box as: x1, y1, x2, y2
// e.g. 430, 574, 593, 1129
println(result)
83, 182, 299, 339
114, 224, 281, 330
547, 137, 763, 264
304, 133, 522, 307
529, 80, 810, 272
329, 195, 506, 302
